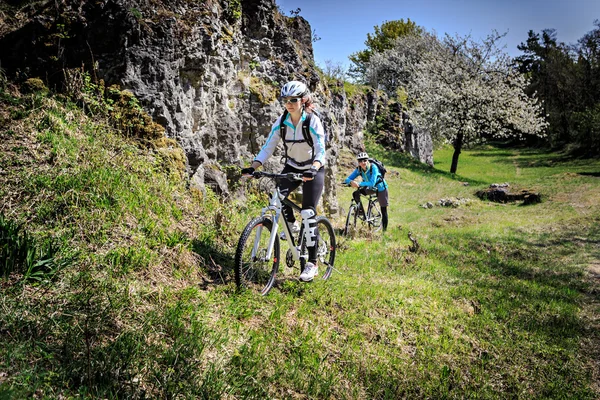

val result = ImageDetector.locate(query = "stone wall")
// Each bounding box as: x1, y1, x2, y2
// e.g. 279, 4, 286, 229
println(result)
0, 0, 433, 215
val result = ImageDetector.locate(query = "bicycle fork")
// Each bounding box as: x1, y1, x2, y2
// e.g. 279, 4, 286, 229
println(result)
252, 197, 305, 264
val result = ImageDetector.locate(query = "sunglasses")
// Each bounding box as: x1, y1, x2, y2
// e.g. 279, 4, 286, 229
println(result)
358, 159, 368, 163
282, 97, 302, 104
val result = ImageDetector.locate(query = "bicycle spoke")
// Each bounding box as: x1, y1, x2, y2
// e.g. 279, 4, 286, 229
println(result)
316, 217, 336, 280
235, 217, 279, 295
344, 205, 358, 237
368, 200, 382, 231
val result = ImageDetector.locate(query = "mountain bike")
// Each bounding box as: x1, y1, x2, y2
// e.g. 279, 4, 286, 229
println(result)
235, 171, 336, 295
343, 185, 382, 237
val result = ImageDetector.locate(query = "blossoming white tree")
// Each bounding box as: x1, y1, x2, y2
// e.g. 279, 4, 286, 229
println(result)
366, 31, 547, 173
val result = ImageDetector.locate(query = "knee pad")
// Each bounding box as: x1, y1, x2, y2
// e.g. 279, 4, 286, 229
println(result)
300, 208, 317, 247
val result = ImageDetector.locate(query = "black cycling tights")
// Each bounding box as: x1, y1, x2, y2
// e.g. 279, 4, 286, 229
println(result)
381, 206, 388, 232
278, 164, 325, 263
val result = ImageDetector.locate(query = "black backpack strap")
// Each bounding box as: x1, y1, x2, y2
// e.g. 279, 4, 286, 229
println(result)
279, 110, 290, 164
302, 113, 313, 147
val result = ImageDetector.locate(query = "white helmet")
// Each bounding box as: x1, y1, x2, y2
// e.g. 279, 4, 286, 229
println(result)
281, 81, 309, 97
357, 152, 369, 160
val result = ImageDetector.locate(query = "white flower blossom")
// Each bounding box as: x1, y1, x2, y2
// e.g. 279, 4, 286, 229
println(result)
366, 30, 548, 172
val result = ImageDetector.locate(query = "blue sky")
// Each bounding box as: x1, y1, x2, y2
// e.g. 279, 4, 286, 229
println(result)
275, 0, 600, 69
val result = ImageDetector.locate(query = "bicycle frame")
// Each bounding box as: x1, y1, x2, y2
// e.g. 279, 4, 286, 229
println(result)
350, 193, 379, 223
251, 178, 305, 264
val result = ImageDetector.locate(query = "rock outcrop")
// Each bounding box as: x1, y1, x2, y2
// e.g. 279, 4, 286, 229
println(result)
0, 0, 433, 215
476, 184, 542, 205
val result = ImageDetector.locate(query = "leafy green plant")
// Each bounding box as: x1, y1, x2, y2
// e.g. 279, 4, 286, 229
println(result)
225, 0, 241, 22
249, 60, 260, 70
63, 68, 165, 140
129, 7, 142, 20
0, 214, 64, 282
0, 213, 26, 278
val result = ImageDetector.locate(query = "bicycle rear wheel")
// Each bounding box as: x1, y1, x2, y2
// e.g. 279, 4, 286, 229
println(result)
367, 200, 382, 231
234, 216, 279, 295
344, 205, 358, 237
316, 216, 336, 280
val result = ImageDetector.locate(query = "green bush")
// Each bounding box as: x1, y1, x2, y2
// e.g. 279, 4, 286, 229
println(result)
570, 103, 600, 153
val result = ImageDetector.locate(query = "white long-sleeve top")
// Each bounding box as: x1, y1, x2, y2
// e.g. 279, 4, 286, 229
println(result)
254, 111, 326, 170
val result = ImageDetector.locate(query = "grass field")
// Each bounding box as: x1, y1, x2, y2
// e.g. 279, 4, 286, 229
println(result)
1, 87, 599, 398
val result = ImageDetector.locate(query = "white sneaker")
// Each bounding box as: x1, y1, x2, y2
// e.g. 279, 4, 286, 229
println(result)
280, 221, 301, 240
299, 262, 318, 282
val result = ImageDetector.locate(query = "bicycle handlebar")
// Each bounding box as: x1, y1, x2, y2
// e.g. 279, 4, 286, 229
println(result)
250, 171, 303, 181
340, 182, 376, 191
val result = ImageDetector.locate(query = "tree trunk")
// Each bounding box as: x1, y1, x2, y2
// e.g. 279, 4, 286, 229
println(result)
450, 132, 463, 174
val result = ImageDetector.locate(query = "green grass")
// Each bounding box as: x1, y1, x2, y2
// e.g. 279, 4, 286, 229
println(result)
0, 86, 599, 399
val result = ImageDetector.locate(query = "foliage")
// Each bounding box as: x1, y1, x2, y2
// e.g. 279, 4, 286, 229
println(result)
349, 19, 423, 81
366, 30, 547, 173
63, 68, 165, 141
570, 103, 600, 152
344, 81, 369, 98
320, 60, 348, 82
515, 21, 600, 153
0, 213, 64, 282
22, 78, 48, 94
224, 0, 242, 22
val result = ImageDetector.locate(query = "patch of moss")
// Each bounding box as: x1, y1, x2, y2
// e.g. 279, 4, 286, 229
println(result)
249, 76, 278, 105
152, 137, 187, 181
105, 86, 165, 140
22, 78, 49, 95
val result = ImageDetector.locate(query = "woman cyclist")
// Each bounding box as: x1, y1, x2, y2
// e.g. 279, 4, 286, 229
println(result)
343, 152, 389, 232
241, 81, 326, 282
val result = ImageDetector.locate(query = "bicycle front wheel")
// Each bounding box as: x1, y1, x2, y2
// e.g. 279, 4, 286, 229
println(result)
316, 216, 336, 280
367, 200, 382, 231
234, 216, 279, 295
344, 205, 358, 237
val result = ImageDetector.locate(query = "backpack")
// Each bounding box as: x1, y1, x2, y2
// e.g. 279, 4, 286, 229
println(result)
369, 158, 387, 180
279, 109, 326, 167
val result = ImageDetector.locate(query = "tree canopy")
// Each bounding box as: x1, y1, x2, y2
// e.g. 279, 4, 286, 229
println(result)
515, 21, 600, 153
366, 31, 547, 173
348, 19, 422, 81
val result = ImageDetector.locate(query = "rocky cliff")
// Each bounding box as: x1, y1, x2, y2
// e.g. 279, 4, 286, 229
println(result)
0, 0, 433, 215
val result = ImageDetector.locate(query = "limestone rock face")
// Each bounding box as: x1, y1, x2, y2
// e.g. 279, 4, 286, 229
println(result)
0, 0, 434, 215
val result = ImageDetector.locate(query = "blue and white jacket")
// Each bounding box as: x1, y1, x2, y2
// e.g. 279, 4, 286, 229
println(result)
344, 163, 388, 192
254, 111, 326, 170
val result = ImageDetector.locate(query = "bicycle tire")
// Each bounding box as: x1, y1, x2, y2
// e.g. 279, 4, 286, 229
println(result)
316, 216, 336, 280
367, 200, 382, 231
344, 204, 358, 237
234, 216, 279, 295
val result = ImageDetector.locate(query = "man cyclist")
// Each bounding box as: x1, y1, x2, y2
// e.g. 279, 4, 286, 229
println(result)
343, 152, 389, 232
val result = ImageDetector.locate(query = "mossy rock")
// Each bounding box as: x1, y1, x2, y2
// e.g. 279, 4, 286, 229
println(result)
22, 78, 49, 94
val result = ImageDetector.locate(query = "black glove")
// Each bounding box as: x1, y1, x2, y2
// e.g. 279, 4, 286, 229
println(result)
241, 167, 255, 176
303, 168, 317, 180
